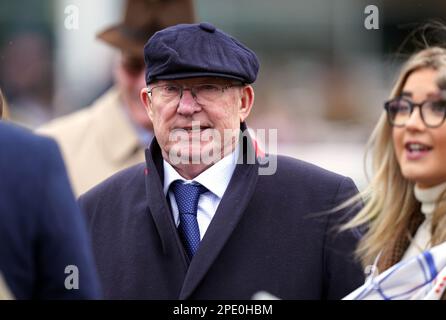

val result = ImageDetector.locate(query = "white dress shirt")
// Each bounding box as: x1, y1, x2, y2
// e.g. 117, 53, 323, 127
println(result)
163, 147, 239, 240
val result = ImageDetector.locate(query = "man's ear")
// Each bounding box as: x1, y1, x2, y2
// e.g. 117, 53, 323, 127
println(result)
140, 87, 154, 121
239, 85, 254, 123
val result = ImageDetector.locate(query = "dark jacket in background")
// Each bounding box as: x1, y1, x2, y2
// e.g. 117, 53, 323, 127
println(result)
0, 122, 101, 299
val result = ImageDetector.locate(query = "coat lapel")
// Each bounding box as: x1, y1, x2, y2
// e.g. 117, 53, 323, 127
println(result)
144, 140, 189, 269
179, 130, 260, 299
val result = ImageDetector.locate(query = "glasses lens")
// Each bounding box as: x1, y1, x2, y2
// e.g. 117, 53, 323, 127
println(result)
423, 100, 446, 127
152, 85, 182, 101
386, 99, 411, 126
193, 84, 222, 102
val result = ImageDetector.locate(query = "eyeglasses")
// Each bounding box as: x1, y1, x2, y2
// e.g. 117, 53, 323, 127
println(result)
384, 97, 446, 128
147, 83, 244, 104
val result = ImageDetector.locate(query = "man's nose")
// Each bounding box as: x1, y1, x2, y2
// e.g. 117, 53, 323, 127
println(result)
176, 89, 201, 116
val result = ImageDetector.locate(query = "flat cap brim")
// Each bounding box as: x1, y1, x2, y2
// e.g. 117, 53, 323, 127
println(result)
153, 71, 246, 83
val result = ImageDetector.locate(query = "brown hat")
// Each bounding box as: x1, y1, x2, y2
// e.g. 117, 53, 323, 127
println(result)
97, 0, 195, 57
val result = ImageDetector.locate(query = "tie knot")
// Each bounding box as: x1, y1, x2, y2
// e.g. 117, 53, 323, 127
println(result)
171, 180, 208, 216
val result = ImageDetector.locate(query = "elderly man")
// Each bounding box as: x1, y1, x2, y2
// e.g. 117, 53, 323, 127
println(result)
80, 22, 364, 299
37, 0, 195, 195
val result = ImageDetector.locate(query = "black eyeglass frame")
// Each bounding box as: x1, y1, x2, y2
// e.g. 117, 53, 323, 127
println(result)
384, 97, 446, 128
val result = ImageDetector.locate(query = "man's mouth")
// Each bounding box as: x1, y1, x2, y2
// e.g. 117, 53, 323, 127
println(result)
176, 125, 212, 133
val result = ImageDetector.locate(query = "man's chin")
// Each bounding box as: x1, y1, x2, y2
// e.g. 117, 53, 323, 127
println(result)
167, 143, 224, 165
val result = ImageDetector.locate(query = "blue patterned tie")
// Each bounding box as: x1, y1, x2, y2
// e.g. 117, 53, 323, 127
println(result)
171, 180, 208, 259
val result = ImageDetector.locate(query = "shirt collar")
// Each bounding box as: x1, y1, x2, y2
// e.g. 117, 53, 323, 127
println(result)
414, 181, 446, 218
163, 146, 239, 199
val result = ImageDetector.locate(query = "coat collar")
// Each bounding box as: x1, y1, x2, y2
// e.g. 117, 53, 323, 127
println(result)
144, 123, 260, 299
144, 138, 190, 270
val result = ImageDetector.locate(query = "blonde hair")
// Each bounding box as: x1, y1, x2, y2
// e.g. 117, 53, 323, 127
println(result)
0, 89, 10, 120
342, 46, 446, 269
0, 89, 8, 120
0, 89, 3, 119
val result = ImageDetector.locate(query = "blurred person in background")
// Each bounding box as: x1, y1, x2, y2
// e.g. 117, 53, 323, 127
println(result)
0, 31, 54, 127
0, 119, 101, 299
37, 0, 195, 196
343, 47, 446, 300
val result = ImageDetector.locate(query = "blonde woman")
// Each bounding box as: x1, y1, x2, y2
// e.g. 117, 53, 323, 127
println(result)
343, 47, 446, 299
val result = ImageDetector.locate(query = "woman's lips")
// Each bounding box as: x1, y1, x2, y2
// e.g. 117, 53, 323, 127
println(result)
404, 142, 433, 161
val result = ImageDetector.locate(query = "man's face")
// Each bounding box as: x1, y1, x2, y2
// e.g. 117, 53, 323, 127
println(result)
115, 53, 152, 130
141, 77, 254, 165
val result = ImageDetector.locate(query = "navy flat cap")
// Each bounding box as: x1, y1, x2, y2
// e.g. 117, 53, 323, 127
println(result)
143, 22, 259, 84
